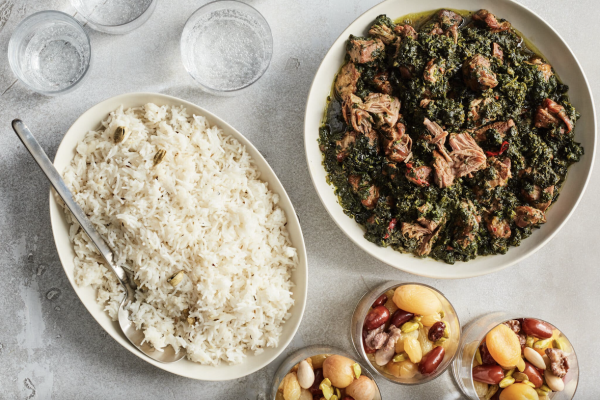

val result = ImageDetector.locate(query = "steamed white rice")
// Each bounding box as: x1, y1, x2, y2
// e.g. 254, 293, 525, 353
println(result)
62, 103, 297, 365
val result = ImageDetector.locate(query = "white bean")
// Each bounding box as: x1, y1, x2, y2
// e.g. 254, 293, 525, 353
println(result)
297, 360, 315, 389
524, 347, 547, 370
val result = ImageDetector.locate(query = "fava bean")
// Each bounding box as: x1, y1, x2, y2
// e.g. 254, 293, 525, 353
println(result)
419, 345, 445, 375
472, 365, 505, 385
372, 293, 388, 308
364, 306, 390, 330
389, 309, 414, 328
522, 319, 553, 339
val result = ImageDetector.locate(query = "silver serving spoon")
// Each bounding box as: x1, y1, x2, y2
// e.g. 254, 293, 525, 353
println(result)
12, 119, 186, 364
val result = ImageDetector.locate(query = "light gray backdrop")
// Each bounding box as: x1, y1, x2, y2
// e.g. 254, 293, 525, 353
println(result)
0, 0, 598, 399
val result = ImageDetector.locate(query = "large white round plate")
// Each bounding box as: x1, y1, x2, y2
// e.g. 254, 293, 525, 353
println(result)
49, 92, 307, 380
305, 0, 596, 279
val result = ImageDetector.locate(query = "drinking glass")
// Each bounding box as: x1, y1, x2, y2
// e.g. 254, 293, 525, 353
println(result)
71, 0, 156, 34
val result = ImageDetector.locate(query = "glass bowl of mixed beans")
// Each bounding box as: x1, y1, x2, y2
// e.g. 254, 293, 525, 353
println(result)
452, 312, 579, 400
351, 281, 461, 384
272, 345, 382, 400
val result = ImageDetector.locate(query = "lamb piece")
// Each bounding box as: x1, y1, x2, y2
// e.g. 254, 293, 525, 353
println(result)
375, 326, 403, 366
348, 175, 380, 209
463, 54, 498, 91
401, 222, 431, 241
468, 97, 492, 125
428, 22, 444, 35
369, 23, 396, 45
492, 43, 504, 63
485, 215, 511, 239
455, 200, 480, 248
472, 9, 512, 32
405, 165, 431, 187
522, 185, 554, 212
335, 62, 360, 101
382, 122, 412, 163
342, 94, 374, 136
420, 98, 433, 108
474, 119, 515, 142
514, 206, 546, 228
361, 93, 401, 128
335, 132, 356, 162
423, 118, 451, 161
449, 133, 487, 178
436, 9, 463, 30
546, 348, 569, 378
416, 225, 443, 256
530, 58, 554, 82
347, 36, 384, 64
394, 24, 418, 40
424, 58, 445, 83
365, 325, 388, 350
534, 98, 573, 133
432, 150, 455, 188
487, 157, 512, 188
373, 71, 393, 95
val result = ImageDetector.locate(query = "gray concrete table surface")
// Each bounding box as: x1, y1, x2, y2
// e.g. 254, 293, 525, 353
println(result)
0, 0, 598, 399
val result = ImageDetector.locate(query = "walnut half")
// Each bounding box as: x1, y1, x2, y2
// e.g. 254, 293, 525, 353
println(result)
546, 348, 569, 378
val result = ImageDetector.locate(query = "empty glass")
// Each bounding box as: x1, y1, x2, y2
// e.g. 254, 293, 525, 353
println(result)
8, 11, 91, 96
71, 0, 156, 34
181, 0, 273, 95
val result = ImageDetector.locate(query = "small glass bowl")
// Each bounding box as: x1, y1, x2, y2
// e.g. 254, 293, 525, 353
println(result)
181, 0, 273, 96
70, 0, 156, 34
8, 11, 91, 96
351, 281, 461, 385
271, 345, 382, 400
452, 312, 579, 400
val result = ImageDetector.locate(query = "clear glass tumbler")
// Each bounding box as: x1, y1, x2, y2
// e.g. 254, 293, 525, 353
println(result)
452, 312, 579, 400
71, 0, 156, 34
351, 281, 461, 385
181, 0, 273, 95
271, 345, 382, 400
8, 11, 91, 96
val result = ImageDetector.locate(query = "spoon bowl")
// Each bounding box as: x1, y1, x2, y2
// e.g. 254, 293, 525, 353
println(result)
12, 119, 186, 364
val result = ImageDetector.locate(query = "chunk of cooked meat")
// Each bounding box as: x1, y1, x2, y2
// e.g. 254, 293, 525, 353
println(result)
342, 94, 373, 136
449, 133, 487, 178
420, 98, 433, 108
492, 43, 504, 63
468, 97, 494, 125
416, 230, 439, 256
485, 215, 511, 239
514, 206, 546, 228
534, 98, 573, 133
530, 58, 554, 82
335, 62, 360, 100
336, 132, 356, 162
347, 36, 384, 64
435, 9, 462, 44
394, 24, 418, 40
463, 54, 498, 91
382, 122, 412, 163
487, 157, 512, 188
423, 118, 452, 161
373, 71, 393, 95
473, 9, 512, 32
405, 165, 431, 186
423, 58, 445, 83
365, 325, 388, 350
348, 175, 380, 209
361, 93, 401, 128
401, 222, 431, 240
522, 185, 554, 212
417, 216, 439, 232
455, 200, 480, 248
432, 150, 455, 188
474, 119, 515, 142
369, 23, 396, 45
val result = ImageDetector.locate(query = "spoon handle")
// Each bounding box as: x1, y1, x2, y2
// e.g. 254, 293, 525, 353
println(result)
12, 119, 128, 286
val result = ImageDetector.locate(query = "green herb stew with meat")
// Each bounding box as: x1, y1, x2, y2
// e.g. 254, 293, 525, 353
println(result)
318, 9, 583, 264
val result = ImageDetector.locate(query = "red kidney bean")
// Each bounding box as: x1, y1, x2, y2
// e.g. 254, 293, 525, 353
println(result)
309, 368, 324, 395
522, 318, 553, 339
522, 361, 544, 388
364, 306, 390, 330
472, 365, 505, 385
372, 293, 388, 308
389, 308, 414, 328
428, 321, 446, 342
479, 341, 498, 366
419, 346, 446, 375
